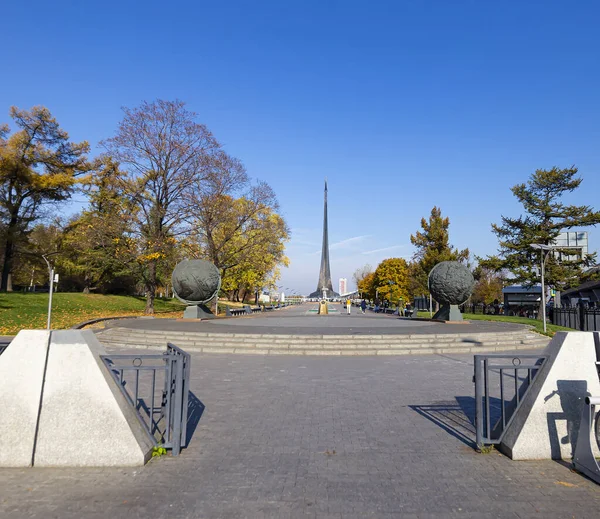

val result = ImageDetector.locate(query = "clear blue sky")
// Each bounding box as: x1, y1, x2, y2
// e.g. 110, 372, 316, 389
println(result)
2, 1, 599, 295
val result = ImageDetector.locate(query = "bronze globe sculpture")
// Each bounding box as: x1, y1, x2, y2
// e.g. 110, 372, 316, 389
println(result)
428, 261, 474, 321
172, 259, 221, 319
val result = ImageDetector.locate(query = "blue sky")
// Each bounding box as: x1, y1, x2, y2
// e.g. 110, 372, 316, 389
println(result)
2, 1, 599, 295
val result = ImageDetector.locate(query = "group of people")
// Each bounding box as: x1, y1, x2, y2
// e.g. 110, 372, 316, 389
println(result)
344, 298, 368, 314
343, 299, 413, 317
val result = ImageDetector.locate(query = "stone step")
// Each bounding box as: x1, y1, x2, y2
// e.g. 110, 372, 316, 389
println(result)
98, 334, 549, 347
96, 327, 549, 355
98, 327, 545, 341
99, 328, 540, 342
98, 342, 547, 356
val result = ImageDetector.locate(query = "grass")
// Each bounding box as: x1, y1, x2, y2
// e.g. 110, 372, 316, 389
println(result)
0, 292, 186, 335
416, 310, 572, 337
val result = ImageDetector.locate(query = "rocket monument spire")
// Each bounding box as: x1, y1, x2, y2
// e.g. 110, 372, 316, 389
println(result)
310, 179, 337, 298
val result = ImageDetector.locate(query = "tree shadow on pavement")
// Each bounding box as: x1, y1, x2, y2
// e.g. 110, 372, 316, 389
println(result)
410, 396, 480, 448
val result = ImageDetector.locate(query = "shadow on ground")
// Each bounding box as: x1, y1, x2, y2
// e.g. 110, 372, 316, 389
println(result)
186, 390, 205, 447
410, 396, 479, 448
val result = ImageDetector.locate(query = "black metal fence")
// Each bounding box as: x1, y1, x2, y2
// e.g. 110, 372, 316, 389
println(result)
551, 306, 600, 332
460, 303, 503, 315
101, 342, 191, 456
474, 353, 547, 448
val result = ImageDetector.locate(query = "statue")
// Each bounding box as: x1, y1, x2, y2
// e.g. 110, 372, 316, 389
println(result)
428, 261, 474, 321
172, 259, 221, 319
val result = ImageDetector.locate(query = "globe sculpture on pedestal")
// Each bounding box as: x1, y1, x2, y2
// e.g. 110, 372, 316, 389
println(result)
428, 261, 475, 321
172, 259, 221, 319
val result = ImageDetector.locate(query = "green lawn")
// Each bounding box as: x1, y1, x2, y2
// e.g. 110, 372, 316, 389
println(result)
416, 310, 572, 337
0, 292, 185, 335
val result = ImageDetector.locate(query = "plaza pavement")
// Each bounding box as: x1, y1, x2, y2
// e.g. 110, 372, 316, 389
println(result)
1, 345, 599, 518
103, 303, 530, 336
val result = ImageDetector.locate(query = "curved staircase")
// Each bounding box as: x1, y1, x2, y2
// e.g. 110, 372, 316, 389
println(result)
96, 327, 550, 355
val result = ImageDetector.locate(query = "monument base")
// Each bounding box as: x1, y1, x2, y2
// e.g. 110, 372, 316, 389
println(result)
432, 304, 463, 321
318, 300, 329, 315
183, 304, 215, 319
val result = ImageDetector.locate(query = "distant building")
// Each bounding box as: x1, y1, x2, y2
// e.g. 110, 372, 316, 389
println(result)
559, 279, 600, 307
502, 285, 542, 317
551, 231, 588, 261
339, 278, 347, 295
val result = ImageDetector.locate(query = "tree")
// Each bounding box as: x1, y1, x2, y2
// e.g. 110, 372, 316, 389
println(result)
0, 106, 92, 290
60, 158, 134, 293
187, 150, 289, 282
409, 206, 469, 295
481, 167, 600, 291
471, 265, 504, 304
357, 271, 376, 300
372, 257, 409, 304
352, 264, 372, 292
8, 220, 63, 289
101, 99, 219, 313
406, 261, 424, 299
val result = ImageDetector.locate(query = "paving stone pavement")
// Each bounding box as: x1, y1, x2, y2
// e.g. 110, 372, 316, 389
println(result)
1, 350, 599, 518
102, 303, 533, 335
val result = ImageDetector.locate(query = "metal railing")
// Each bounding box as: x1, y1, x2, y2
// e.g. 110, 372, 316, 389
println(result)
0, 342, 8, 356
101, 342, 191, 456
460, 303, 503, 315
474, 354, 548, 449
552, 307, 600, 332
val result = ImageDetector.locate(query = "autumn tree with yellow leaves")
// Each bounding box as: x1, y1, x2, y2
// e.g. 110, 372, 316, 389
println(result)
185, 151, 290, 302
60, 158, 136, 293
0, 106, 93, 290
372, 258, 410, 304
101, 100, 220, 313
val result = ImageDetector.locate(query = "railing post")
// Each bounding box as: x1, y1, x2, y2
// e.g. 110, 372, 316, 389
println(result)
474, 355, 484, 449
579, 303, 586, 331
171, 354, 185, 456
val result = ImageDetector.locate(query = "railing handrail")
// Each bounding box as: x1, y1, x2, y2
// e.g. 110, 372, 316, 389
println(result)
474, 353, 547, 449
101, 342, 191, 456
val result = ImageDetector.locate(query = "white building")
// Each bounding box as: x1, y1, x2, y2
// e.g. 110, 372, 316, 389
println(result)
552, 231, 588, 261
338, 278, 347, 295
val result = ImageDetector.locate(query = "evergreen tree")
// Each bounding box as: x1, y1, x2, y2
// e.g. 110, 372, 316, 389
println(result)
481, 167, 600, 290
409, 206, 469, 295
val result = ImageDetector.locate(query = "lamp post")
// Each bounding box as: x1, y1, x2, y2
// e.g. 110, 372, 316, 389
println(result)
531, 243, 553, 333
41, 252, 60, 330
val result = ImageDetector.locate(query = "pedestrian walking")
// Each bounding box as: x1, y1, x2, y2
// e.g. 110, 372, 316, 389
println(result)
360, 299, 367, 314
346, 298, 352, 315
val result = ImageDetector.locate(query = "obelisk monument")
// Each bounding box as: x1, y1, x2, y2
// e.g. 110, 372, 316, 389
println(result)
310, 180, 338, 298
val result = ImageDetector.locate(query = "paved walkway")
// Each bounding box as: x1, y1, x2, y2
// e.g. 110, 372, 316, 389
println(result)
104, 304, 531, 336
1, 349, 598, 518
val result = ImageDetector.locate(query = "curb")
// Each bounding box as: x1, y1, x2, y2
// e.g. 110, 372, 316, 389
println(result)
71, 315, 147, 329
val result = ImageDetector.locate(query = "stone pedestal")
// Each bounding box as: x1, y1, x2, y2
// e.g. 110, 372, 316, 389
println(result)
432, 304, 463, 321
183, 304, 215, 319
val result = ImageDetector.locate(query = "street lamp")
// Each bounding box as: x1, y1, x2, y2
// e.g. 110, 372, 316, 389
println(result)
41, 252, 60, 330
531, 243, 553, 333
